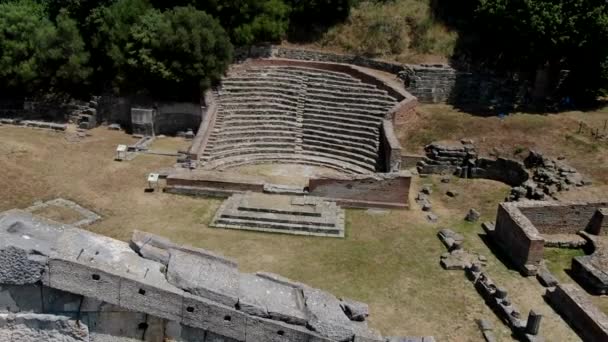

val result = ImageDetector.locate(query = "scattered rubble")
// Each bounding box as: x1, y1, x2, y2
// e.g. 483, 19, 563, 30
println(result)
418, 141, 590, 201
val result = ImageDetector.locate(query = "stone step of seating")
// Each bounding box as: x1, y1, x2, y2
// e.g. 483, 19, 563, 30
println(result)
307, 82, 391, 97
211, 142, 297, 153
243, 66, 356, 81
302, 128, 378, 146
302, 134, 378, 152
221, 80, 302, 90
307, 88, 396, 106
242, 70, 357, 86
304, 118, 378, 134
225, 75, 301, 84
222, 112, 297, 120
305, 93, 394, 110
223, 109, 299, 118
222, 86, 302, 98
300, 150, 375, 172
219, 102, 297, 112
303, 111, 381, 126
303, 122, 378, 140
220, 94, 300, 106
305, 102, 387, 118
213, 217, 343, 237
220, 118, 298, 126
242, 70, 374, 90
212, 136, 297, 146
220, 96, 300, 109
203, 153, 371, 174
268, 66, 357, 81
302, 144, 377, 168
304, 109, 384, 124
304, 98, 392, 113
207, 148, 296, 161
302, 137, 378, 160
222, 76, 305, 89
220, 125, 300, 134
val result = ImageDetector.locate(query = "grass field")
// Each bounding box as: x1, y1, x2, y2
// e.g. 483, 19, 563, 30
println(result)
1, 122, 597, 341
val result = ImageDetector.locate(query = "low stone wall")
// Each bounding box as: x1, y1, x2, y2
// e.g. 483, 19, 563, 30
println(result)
166, 169, 266, 196
308, 172, 411, 209
519, 202, 608, 235
188, 90, 217, 160
473, 158, 529, 187
380, 120, 402, 172
493, 203, 545, 275
546, 284, 608, 342
154, 102, 202, 135
491, 201, 608, 275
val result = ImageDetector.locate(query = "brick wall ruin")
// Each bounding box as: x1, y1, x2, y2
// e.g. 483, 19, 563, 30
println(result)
0, 209, 432, 342
491, 201, 608, 275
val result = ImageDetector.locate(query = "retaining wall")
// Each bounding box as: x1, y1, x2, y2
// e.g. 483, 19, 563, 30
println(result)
546, 284, 608, 342
0, 209, 399, 342
188, 90, 217, 160
308, 172, 411, 209
493, 203, 544, 275
519, 202, 608, 235
380, 120, 402, 172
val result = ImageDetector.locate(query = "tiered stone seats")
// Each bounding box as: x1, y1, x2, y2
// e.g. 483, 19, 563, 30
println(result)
202, 65, 398, 173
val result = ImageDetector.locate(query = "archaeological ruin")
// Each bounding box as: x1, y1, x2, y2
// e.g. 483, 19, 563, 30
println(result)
0, 209, 434, 342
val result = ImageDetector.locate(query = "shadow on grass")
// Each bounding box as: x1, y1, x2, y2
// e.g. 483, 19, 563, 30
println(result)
478, 233, 526, 275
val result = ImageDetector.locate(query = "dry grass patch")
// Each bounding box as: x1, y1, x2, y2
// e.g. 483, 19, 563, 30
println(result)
399, 105, 608, 185
30, 204, 85, 225
0, 125, 587, 341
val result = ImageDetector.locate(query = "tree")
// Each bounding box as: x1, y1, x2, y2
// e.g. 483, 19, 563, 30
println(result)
38, 9, 92, 92
0, 0, 90, 95
150, 0, 291, 45
126, 6, 233, 98
87, 0, 151, 92
469, 0, 608, 99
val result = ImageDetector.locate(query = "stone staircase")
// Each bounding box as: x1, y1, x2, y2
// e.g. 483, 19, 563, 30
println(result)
211, 193, 345, 237
201, 65, 398, 173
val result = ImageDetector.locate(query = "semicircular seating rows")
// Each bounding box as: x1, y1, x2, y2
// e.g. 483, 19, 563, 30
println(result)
200, 65, 398, 174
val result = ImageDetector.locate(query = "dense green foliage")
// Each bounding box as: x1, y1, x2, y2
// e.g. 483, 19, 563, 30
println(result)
0, 1, 90, 95
0, 0, 606, 102
436, 0, 608, 99
0, 0, 356, 99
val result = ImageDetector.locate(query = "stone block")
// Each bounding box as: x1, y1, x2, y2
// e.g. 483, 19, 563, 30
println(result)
47, 259, 121, 306
118, 277, 184, 323
181, 294, 246, 341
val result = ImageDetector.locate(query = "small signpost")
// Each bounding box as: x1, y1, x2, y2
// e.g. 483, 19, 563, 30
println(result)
147, 173, 160, 192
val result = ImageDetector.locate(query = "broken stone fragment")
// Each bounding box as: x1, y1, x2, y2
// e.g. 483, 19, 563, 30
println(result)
340, 298, 369, 322
421, 184, 433, 195
426, 213, 438, 223
465, 209, 480, 222
446, 190, 459, 197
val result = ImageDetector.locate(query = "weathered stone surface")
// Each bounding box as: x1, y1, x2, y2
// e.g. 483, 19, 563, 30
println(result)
0, 313, 89, 341
465, 209, 480, 222
340, 299, 369, 322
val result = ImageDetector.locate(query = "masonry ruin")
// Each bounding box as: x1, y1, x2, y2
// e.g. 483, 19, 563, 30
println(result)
160, 56, 416, 224
0, 209, 434, 342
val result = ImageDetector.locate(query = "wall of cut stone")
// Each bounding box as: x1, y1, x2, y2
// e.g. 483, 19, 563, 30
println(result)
154, 102, 202, 135
188, 90, 218, 160
519, 202, 608, 235
379, 120, 402, 172
546, 284, 608, 342
493, 203, 544, 275
308, 172, 411, 209
235, 46, 534, 106
473, 158, 529, 187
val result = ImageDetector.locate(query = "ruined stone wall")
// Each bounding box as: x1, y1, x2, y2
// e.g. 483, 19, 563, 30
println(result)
188, 90, 217, 160
308, 172, 411, 209
380, 120, 402, 172
1, 209, 410, 342
473, 158, 529, 187
236, 46, 532, 106
519, 202, 608, 235
546, 284, 608, 342
493, 203, 544, 275
154, 102, 202, 135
